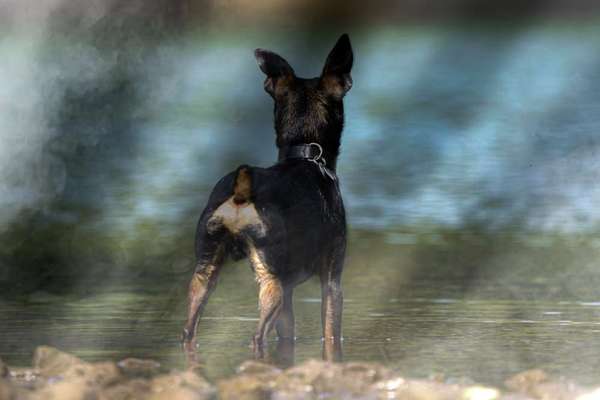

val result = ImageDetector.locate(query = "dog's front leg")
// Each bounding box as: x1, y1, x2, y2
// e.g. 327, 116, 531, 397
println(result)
275, 286, 294, 340
321, 270, 343, 362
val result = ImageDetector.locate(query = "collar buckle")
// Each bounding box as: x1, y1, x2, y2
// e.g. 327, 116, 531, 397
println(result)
307, 142, 325, 165
279, 143, 335, 180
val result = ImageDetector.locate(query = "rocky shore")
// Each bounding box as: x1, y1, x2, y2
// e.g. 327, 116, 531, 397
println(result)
0, 346, 599, 400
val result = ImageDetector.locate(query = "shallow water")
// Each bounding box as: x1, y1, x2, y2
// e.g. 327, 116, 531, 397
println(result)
2, 230, 600, 385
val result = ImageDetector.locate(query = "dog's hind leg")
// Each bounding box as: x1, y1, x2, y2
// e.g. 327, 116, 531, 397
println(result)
182, 223, 227, 355
253, 276, 283, 358
249, 247, 283, 358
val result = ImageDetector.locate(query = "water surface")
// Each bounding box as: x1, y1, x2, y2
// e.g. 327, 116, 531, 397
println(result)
2, 230, 600, 386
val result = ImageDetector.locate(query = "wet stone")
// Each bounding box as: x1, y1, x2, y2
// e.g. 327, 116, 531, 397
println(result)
372, 377, 462, 400
32, 377, 99, 400
62, 361, 122, 387
498, 395, 536, 400
526, 381, 586, 400
505, 370, 587, 400
9, 368, 44, 391
150, 370, 215, 400
9, 346, 600, 400
0, 378, 19, 400
219, 361, 283, 400
117, 358, 162, 379
147, 386, 210, 400
32, 346, 84, 378
505, 369, 589, 400
98, 379, 152, 400
372, 377, 503, 400
236, 360, 282, 376
578, 388, 600, 400
266, 360, 391, 399
462, 385, 502, 400
505, 369, 549, 393
219, 373, 276, 400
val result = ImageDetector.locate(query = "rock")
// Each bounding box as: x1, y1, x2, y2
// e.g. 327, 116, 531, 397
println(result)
577, 388, 600, 400
219, 373, 274, 400
32, 347, 121, 388
499, 395, 536, 400
98, 379, 152, 400
340, 362, 393, 385
150, 370, 215, 400
147, 386, 209, 400
236, 360, 282, 376
505, 370, 586, 399
62, 361, 122, 387
32, 346, 84, 377
8, 368, 44, 391
275, 360, 391, 398
117, 358, 161, 379
220, 359, 397, 399
102, 372, 215, 400
32, 377, 98, 400
0, 378, 19, 400
462, 386, 501, 400
372, 377, 502, 400
372, 377, 461, 400
526, 381, 586, 400
505, 370, 549, 393
218, 361, 282, 400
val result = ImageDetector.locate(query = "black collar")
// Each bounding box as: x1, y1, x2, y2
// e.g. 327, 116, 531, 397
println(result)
278, 143, 337, 180
279, 143, 323, 162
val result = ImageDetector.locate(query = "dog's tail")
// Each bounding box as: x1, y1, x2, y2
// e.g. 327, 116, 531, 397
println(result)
233, 165, 252, 205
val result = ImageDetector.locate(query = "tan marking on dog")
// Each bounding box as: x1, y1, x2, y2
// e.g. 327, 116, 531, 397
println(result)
247, 244, 272, 285
248, 243, 283, 339
190, 269, 209, 290
209, 197, 266, 236
320, 74, 346, 100
233, 167, 252, 204
259, 278, 283, 313
274, 75, 294, 97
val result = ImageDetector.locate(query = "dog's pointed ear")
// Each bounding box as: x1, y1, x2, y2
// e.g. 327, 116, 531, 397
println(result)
321, 34, 353, 98
255, 49, 295, 96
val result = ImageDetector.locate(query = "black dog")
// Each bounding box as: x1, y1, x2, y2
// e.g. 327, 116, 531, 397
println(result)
182, 34, 353, 359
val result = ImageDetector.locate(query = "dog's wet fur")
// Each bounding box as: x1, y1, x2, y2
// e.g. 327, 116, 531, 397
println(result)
182, 34, 353, 360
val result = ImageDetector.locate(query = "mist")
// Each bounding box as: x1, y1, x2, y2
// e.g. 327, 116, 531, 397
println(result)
1, 1, 600, 287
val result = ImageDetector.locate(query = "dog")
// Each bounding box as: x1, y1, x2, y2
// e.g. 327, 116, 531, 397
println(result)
182, 34, 353, 360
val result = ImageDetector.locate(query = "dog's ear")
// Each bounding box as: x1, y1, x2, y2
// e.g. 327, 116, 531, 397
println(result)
321, 34, 353, 98
255, 49, 295, 96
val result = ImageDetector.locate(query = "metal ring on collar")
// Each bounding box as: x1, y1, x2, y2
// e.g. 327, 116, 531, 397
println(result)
308, 142, 323, 162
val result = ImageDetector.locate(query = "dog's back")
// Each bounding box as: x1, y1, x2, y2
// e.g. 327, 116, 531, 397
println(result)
198, 159, 345, 286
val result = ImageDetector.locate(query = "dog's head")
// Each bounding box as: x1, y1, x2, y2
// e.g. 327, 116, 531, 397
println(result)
255, 34, 353, 161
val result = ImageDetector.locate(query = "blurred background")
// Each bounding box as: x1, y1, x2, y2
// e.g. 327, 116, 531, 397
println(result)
2, 0, 600, 385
